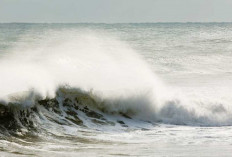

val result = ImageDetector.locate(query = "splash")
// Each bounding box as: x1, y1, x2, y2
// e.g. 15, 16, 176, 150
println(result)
0, 30, 232, 127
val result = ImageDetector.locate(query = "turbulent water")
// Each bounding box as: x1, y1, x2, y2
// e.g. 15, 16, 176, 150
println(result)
0, 23, 232, 156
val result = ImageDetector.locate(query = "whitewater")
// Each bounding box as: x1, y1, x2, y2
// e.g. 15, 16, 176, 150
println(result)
0, 23, 232, 156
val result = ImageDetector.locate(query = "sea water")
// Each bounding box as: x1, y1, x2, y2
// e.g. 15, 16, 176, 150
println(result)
0, 23, 232, 156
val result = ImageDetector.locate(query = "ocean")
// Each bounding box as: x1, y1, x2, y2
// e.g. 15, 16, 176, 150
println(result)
0, 23, 232, 156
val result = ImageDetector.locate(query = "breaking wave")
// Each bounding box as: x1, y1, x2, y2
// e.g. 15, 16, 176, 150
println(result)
1, 30, 232, 137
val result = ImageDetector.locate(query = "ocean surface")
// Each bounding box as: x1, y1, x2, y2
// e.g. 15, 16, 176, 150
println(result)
0, 23, 232, 156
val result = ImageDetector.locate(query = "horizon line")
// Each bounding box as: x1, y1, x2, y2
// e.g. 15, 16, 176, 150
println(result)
1, 22, 232, 24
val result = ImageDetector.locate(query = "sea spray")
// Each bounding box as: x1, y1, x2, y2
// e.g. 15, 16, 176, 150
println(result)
0, 30, 164, 103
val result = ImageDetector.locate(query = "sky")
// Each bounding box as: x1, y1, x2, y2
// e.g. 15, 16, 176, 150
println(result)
0, 0, 232, 23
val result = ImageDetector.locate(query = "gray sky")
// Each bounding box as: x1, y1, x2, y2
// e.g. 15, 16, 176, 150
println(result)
0, 0, 232, 23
